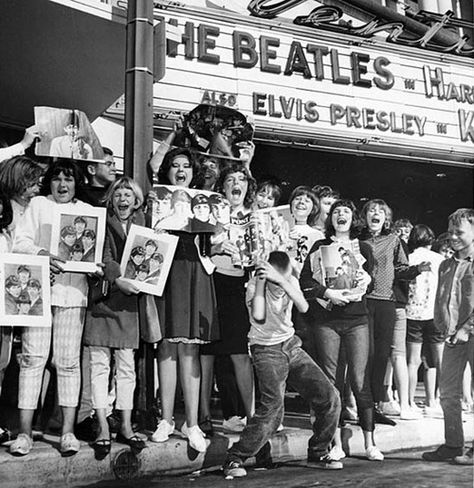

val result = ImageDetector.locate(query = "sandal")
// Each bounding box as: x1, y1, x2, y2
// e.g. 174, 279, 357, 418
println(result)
115, 433, 146, 453
91, 438, 111, 461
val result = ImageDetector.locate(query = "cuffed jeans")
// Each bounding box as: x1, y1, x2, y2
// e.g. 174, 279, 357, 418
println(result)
227, 335, 340, 462
311, 321, 375, 431
440, 335, 474, 449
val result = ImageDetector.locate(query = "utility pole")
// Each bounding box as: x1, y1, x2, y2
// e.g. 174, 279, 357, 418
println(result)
124, 0, 154, 191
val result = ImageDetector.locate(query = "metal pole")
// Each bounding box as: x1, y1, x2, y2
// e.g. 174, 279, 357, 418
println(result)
124, 0, 154, 191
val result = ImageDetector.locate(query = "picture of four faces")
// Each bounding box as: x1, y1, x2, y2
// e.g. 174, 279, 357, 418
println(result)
4, 265, 43, 316
58, 216, 96, 262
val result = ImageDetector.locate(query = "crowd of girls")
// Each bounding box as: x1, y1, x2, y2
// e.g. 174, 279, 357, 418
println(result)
0, 145, 468, 463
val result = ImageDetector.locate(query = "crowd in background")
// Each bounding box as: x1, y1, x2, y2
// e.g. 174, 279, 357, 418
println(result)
0, 124, 472, 472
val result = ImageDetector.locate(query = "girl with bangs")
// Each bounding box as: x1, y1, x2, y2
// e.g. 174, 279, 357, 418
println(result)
11, 160, 93, 457
83, 176, 146, 459
149, 148, 219, 454
0, 155, 43, 240
288, 186, 324, 276
312, 186, 341, 234
200, 164, 257, 436
254, 180, 282, 210
300, 199, 384, 461
360, 199, 424, 422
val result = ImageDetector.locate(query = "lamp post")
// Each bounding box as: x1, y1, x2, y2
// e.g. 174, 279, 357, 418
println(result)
124, 0, 154, 191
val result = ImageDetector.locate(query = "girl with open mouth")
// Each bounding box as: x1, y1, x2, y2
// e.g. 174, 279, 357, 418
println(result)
11, 160, 93, 458
288, 186, 324, 276
361, 199, 425, 423
150, 148, 219, 454
300, 199, 384, 462
200, 164, 257, 437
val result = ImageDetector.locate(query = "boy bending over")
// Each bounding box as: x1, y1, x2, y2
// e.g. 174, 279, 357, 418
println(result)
223, 251, 341, 478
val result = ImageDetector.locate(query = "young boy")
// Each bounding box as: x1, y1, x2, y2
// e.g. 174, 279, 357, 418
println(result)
223, 251, 342, 478
423, 208, 474, 465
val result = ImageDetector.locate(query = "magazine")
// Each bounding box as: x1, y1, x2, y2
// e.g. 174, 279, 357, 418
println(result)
228, 205, 294, 268
311, 239, 370, 308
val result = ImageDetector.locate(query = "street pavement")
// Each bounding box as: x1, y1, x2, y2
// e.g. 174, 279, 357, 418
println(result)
76, 449, 473, 488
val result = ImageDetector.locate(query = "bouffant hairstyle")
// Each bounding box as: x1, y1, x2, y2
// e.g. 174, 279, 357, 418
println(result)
215, 163, 257, 210
408, 224, 435, 253
0, 156, 43, 200
40, 160, 84, 197
157, 147, 203, 188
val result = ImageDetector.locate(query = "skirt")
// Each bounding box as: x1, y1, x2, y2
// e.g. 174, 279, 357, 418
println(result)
201, 272, 250, 355
157, 256, 219, 343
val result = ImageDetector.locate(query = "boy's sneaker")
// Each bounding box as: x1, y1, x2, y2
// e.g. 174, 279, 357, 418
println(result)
328, 445, 346, 461
453, 447, 473, 465
422, 445, 463, 462
181, 423, 207, 453
307, 453, 343, 470
222, 416, 246, 433
223, 459, 247, 478
150, 419, 175, 443
9, 433, 33, 456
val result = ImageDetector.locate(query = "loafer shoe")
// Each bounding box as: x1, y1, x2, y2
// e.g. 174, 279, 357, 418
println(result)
60, 432, 80, 457
9, 433, 33, 456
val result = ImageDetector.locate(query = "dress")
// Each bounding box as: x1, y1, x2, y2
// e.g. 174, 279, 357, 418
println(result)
157, 232, 219, 343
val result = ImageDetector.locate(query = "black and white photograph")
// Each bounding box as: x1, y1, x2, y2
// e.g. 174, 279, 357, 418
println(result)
151, 184, 228, 234
0, 253, 51, 327
34, 106, 105, 161
120, 224, 178, 296
50, 207, 106, 273
0, 0, 473, 486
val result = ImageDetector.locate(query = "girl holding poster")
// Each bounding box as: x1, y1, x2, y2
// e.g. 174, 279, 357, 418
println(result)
11, 160, 92, 457
83, 176, 146, 459
150, 148, 219, 453
300, 199, 384, 462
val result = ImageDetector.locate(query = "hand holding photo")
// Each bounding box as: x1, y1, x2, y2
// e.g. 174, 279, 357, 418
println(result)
120, 224, 178, 296
0, 254, 51, 327
50, 207, 106, 273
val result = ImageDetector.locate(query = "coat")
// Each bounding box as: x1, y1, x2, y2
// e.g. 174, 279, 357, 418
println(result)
83, 208, 145, 349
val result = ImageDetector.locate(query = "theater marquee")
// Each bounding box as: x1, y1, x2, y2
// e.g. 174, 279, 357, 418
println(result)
148, 3, 474, 165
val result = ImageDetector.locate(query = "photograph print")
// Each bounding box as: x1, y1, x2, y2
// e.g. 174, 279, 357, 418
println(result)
150, 185, 230, 234
120, 224, 179, 297
0, 253, 51, 327
34, 106, 105, 161
50, 206, 106, 273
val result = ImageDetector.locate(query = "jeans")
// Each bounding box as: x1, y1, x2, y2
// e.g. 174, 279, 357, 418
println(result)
311, 321, 374, 431
440, 335, 474, 449
227, 335, 340, 462
367, 299, 396, 402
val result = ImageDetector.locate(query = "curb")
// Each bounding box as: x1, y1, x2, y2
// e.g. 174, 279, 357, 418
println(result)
1, 414, 472, 487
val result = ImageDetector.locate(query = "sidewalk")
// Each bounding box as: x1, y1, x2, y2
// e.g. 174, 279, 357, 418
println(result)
1, 410, 473, 488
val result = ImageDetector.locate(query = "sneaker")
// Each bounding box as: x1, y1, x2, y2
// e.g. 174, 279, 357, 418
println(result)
366, 445, 384, 461
424, 405, 443, 418
223, 459, 247, 478
9, 433, 33, 456
422, 445, 463, 462
150, 419, 175, 443
60, 432, 80, 457
453, 447, 473, 465
328, 445, 346, 461
307, 453, 343, 470
380, 401, 401, 416
400, 408, 423, 420
222, 416, 246, 433
181, 423, 207, 453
